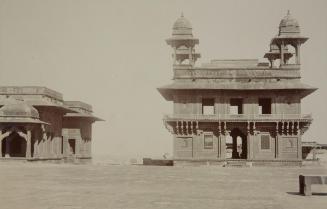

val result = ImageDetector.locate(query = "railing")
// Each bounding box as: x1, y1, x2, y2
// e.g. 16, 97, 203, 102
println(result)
163, 113, 312, 122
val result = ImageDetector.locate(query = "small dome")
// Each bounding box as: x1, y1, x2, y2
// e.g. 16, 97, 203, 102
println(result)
172, 14, 193, 36
0, 98, 39, 119
279, 10, 300, 35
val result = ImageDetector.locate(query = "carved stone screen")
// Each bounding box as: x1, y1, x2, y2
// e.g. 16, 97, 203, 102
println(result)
204, 134, 213, 149
261, 134, 270, 150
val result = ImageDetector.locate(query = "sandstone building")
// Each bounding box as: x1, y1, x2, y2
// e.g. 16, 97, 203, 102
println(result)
158, 12, 317, 165
0, 86, 102, 161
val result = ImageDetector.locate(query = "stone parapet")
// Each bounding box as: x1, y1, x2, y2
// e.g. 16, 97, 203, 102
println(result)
164, 113, 312, 123
0, 86, 63, 101
173, 67, 301, 79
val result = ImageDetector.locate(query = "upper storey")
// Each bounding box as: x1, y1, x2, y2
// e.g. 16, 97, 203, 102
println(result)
159, 12, 317, 100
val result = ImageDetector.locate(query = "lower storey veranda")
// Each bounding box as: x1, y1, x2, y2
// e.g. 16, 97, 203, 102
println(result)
166, 120, 308, 161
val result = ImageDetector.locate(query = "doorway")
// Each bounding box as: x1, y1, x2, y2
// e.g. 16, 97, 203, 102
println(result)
2, 132, 27, 157
230, 128, 247, 159
68, 139, 76, 155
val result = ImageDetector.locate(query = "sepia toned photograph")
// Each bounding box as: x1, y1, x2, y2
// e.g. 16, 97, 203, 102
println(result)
0, 0, 326, 208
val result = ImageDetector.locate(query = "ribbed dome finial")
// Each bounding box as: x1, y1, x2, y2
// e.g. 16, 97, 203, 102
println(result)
279, 10, 300, 35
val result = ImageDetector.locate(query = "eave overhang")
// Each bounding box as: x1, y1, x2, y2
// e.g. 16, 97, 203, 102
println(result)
63, 113, 104, 122
158, 81, 317, 101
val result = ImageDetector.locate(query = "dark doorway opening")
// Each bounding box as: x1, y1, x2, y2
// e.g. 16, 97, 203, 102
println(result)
68, 139, 76, 155
2, 132, 27, 157
202, 98, 215, 115
230, 98, 243, 114
259, 98, 272, 114
230, 128, 247, 159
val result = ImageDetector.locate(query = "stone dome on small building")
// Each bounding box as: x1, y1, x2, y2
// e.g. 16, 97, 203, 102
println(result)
172, 14, 193, 36
0, 98, 39, 119
279, 10, 300, 35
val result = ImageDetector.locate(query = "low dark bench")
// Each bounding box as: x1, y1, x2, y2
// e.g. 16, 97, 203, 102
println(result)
143, 158, 173, 166
299, 175, 327, 196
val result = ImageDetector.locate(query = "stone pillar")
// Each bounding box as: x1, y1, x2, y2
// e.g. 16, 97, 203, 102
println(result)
46, 135, 50, 158
189, 47, 193, 65
5, 136, 10, 158
220, 135, 226, 159
173, 47, 177, 65
39, 139, 44, 158
232, 135, 238, 158
275, 122, 279, 159
0, 129, 4, 158
33, 139, 39, 159
53, 136, 61, 158
63, 136, 68, 157
297, 122, 302, 160
26, 130, 31, 159
280, 42, 284, 66
88, 139, 92, 157
296, 43, 301, 65
0, 135, 2, 158
75, 137, 81, 158
312, 147, 317, 160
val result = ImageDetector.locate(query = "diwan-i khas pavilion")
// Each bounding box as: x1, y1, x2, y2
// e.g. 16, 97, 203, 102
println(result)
158, 11, 317, 166
0, 86, 102, 162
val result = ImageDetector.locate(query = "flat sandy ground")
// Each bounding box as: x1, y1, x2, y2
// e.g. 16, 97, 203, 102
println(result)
0, 160, 327, 209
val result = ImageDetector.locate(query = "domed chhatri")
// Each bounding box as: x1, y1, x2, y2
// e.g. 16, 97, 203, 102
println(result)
0, 100, 39, 119
166, 14, 200, 66
279, 10, 300, 35
0, 86, 102, 160
172, 13, 193, 36
265, 10, 308, 67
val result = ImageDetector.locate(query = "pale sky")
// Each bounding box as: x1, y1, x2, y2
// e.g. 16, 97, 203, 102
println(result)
0, 0, 326, 159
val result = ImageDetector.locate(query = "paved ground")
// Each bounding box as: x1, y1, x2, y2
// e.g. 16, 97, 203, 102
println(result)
0, 160, 326, 209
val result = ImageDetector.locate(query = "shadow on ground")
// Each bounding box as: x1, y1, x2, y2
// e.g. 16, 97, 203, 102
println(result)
287, 192, 327, 196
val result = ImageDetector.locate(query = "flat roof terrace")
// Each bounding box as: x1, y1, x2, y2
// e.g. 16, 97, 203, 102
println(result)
0, 86, 63, 101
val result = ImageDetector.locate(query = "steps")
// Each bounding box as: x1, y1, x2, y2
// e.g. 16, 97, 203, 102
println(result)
225, 160, 248, 167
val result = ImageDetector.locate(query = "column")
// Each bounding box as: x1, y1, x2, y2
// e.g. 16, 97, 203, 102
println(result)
280, 41, 284, 66
247, 122, 251, 160
0, 135, 2, 157
26, 130, 31, 159
189, 47, 193, 65
232, 135, 238, 158
218, 122, 221, 159
75, 137, 81, 158
5, 135, 10, 158
275, 122, 279, 159
220, 134, 226, 159
297, 121, 302, 160
296, 43, 301, 65
88, 139, 92, 157
0, 129, 4, 157
173, 47, 177, 65
33, 139, 39, 159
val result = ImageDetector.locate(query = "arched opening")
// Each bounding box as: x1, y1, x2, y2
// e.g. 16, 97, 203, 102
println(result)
230, 128, 247, 159
286, 44, 296, 64
3, 132, 26, 157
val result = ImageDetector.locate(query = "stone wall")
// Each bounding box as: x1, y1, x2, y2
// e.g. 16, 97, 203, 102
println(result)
62, 118, 93, 158
172, 91, 301, 115
32, 107, 64, 159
